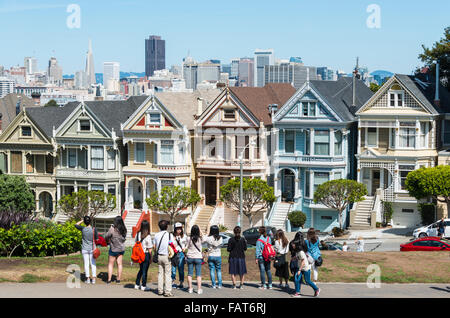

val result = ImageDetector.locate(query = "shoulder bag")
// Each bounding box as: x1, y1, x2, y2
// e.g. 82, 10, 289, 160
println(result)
152, 232, 167, 264
92, 228, 101, 259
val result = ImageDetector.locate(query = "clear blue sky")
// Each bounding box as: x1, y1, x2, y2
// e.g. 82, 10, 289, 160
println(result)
0, 0, 448, 75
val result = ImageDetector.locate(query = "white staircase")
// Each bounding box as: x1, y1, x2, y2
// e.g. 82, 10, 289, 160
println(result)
123, 209, 142, 239
190, 205, 215, 234
269, 202, 291, 231
349, 196, 374, 230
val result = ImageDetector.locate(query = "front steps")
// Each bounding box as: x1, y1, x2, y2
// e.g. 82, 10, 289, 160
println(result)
349, 196, 374, 230
269, 202, 291, 231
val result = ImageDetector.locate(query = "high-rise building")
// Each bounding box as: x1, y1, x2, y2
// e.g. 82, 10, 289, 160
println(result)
264, 63, 317, 89
289, 57, 303, 65
85, 39, 96, 86
47, 57, 62, 86
254, 49, 274, 87
230, 58, 239, 79
238, 58, 254, 87
24, 57, 38, 75
0, 77, 15, 98
103, 62, 120, 92
145, 35, 165, 77
197, 61, 220, 84
183, 56, 198, 90
75, 70, 88, 89
317, 67, 337, 81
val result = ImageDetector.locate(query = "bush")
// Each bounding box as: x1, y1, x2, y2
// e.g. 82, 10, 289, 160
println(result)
218, 224, 228, 232
288, 210, 307, 228
0, 211, 33, 230
383, 201, 394, 226
0, 221, 81, 257
376, 222, 383, 228
0, 175, 35, 212
418, 203, 436, 225
332, 227, 345, 237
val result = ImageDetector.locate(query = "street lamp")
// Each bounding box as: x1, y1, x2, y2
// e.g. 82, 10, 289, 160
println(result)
238, 139, 257, 227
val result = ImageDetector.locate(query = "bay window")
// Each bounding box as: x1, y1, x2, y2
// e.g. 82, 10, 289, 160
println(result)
314, 130, 329, 156
419, 122, 428, 148
367, 128, 377, 147
68, 149, 77, 168
334, 130, 342, 155
107, 149, 116, 170
91, 146, 104, 170
399, 122, 415, 148
161, 140, 174, 164
11, 152, 22, 173
135, 143, 145, 163
399, 165, 415, 190
314, 172, 329, 193
285, 130, 295, 153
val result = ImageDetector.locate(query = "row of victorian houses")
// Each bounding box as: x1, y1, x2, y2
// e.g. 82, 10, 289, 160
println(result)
0, 73, 449, 236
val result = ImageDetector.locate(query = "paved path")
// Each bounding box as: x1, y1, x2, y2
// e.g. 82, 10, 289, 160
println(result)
1, 282, 449, 298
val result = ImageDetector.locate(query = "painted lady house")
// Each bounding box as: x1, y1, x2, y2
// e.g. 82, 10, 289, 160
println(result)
352, 74, 445, 229
268, 76, 373, 232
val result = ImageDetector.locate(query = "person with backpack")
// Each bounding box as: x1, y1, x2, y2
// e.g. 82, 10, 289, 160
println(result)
171, 222, 187, 290
274, 229, 290, 289
306, 228, 322, 282
438, 218, 446, 238
291, 237, 320, 297
227, 226, 247, 289
153, 220, 174, 297
186, 225, 205, 294
105, 216, 127, 284
134, 220, 153, 291
255, 226, 274, 290
75, 216, 98, 284
205, 225, 223, 289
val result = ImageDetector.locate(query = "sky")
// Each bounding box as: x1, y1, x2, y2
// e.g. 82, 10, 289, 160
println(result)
0, 0, 448, 75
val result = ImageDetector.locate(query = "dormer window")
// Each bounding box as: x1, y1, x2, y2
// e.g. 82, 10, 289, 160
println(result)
301, 102, 316, 117
149, 113, 161, 124
224, 109, 236, 120
389, 84, 404, 107
21, 126, 32, 137
79, 119, 91, 131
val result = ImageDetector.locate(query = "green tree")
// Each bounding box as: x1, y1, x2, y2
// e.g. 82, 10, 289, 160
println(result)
418, 26, 450, 89
0, 175, 35, 212
369, 82, 381, 93
288, 210, 307, 228
145, 186, 201, 228
406, 165, 450, 211
57, 189, 116, 221
220, 178, 276, 227
44, 99, 58, 107
313, 179, 367, 229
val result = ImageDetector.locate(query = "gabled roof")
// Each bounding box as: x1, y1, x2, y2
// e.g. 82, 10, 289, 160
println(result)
0, 93, 36, 131
230, 83, 296, 125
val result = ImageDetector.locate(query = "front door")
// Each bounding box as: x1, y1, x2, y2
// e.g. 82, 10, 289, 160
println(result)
371, 170, 380, 196
205, 177, 217, 205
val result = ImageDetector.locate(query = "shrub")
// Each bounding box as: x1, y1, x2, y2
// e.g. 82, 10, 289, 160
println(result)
0, 211, 33, 230
383, 201, 394, 226
0, 175, 35, 212
418, 203, 436, 225
288, 210, 307, 228
218, 224, 228, 232
0, 221, 82, 257
376, 222, 383, 228
332, 227, 345, 237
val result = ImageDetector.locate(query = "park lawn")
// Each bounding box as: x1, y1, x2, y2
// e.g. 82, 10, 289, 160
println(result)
0, 248, 449, 284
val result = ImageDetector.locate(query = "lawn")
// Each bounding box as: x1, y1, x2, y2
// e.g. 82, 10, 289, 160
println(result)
0, 248, 449, 284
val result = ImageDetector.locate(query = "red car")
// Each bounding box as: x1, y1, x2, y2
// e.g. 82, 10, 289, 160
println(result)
400, 237, 450, 251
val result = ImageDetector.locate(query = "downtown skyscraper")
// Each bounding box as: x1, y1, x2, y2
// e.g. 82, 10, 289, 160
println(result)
145, 35, 165, 77
85, 39, 95, 86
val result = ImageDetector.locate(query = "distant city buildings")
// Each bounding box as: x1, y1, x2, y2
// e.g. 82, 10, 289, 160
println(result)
0, 77, 15, 98
264, 63, 318, 89
24, 57, 37, 75
85, 40, 96, 86
238, 58, 254, 87
103, 62, 120, 92
145, 35, 165, 77
47, 57, 63, 86
254, 49, 274, 87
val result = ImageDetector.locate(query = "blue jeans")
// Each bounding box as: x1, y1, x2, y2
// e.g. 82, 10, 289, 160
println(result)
135, 253, 150, 287
171, 252, 185, 284
294, 270, 318, 294
208, 256, 223, 287
258, 259, 272, 286
186, 258, 202, 277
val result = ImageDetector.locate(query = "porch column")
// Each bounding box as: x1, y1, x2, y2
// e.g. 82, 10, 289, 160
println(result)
432, 120, 436, 149
357, 119, 361, 154
87, 146, 91, 170
394, 160, 399, 192
395, 118, 400, 148
294, 173, 300, 199
216, 173, 221, 204
357, 162, 361, 183
74, 181, 78, 193
310, 129, 315, 155
309, 170, 314, 198
330, 128, 335, 157
415, 119, 420, 150
273, 128, 279, 155
142, 179, 148, 210
56, 180, 61, 202
274, 171, 279, 198
380, 169, 385, 190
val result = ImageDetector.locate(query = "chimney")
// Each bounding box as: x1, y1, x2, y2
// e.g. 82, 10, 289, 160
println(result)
268, 104, 278, 117
434, 61, 440, 107
31, 92, 41, 106
197, 97, 203, 117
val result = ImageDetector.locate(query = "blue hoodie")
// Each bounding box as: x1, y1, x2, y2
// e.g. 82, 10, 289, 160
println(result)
255, 235, 270, 260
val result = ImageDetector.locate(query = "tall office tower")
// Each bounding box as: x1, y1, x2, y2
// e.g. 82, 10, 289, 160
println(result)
264, 63, 318, 89
24, 57, 38, 74
230, 58, 239, 79
85, 39, 96, 86
221, 64, 231, 76
317, 67, 337, 81
238, 58, 254, 87
74, 70, 88, 89
254, 49, 274, 87
197, 61, 220, 83
47, 57, 63, 86
145, 35, 165, 77
0, 65, 4, 76
103, 62, 120, 91
183, 62, 197, 90
0, 77, 15, 98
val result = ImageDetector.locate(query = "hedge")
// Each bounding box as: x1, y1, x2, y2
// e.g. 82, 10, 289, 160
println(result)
0, 220, 82, 257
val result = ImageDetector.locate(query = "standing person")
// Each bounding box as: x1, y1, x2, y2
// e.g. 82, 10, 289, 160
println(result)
105, 216, 127, 284
292, 239, 320, 297
153, 220, 174, 297
227, 226, 247, 289
205, 225, 223, 289
342, 242, 349, 252
438, 218, 445, 238
273, 229, 290, 289
255, 226, 273, 290
306, 228, 321, 281
171, 222, 187, 290
134, 220, 153, 291
186, 225, 205, 294
75, 216, 98, 284
356, 236, 365, 252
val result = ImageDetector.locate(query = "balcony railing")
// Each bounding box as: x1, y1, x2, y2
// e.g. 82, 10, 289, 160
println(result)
56, 168, 120, 179
276, 153, 345, 163
196, 158, 265, 168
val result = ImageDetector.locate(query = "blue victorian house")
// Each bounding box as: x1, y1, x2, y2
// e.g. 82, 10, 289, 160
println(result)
267, 77, 373, 232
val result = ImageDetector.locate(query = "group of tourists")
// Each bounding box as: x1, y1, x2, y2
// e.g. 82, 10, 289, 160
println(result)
75, 217, 323, 297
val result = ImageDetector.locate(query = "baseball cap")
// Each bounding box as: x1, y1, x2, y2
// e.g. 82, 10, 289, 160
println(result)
175, 222, 183, 228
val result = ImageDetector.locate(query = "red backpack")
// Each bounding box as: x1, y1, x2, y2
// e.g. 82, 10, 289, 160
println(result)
258, 237, 276, 262
131, 241, 146, 264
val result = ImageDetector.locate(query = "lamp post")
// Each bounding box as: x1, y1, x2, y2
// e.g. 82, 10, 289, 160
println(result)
237, 140, 256, 227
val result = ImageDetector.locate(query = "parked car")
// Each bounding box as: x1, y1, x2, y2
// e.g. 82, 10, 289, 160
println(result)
242, 226, 276, 246
400, 237, 450, 252
320, 241, 343, 251
412, 219, 450, 239
219, 232, 233, 247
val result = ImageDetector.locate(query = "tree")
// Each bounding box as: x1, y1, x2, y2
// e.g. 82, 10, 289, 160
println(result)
220, 178, 276, 227
57, 189, 116, 221
313, 179, 367, 229
145, 186, 201, 228
405, 165, 450, 211
44, 99, 58, 107
369, 82, 381, 93
0, 175, 35, 212
418, 26, 450, 89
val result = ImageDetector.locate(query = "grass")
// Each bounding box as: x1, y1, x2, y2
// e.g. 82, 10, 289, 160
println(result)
1, 248, 450, 284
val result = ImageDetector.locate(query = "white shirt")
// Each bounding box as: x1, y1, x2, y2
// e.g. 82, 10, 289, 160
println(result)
299, 250, 311, 272
274, 239, 289, 255
204, 236, 223, 257
153, 231, 173, 256
342, 245, 348, 252
173, 234, 188, 252
356, 240, 364, 252
136, 232, 153, 252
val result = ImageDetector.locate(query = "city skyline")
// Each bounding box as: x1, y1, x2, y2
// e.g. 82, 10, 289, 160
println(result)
0, 0, 448, 75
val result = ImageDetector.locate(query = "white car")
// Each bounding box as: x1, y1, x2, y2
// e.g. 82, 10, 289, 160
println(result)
413, 219, 450, 239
